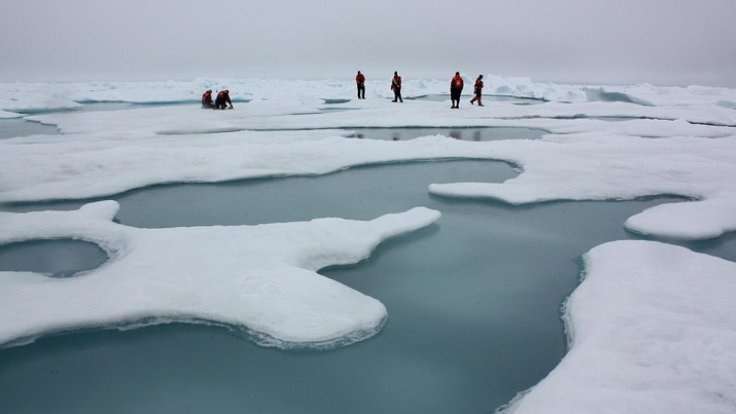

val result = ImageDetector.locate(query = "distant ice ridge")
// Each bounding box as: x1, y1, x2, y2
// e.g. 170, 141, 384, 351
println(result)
0, 201, 441, 349
500, 240, 736, 414
2, 76, 736, 115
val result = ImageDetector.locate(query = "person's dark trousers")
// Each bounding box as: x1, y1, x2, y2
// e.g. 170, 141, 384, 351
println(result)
393, 89, 402, 102
451, 88, 462, 108
357, 84, 365, 99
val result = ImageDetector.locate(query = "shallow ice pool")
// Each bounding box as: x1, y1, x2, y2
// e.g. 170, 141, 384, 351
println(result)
343, 126, 545, 141
0, 118, 59, 138
2, 159, 729, 413
0, 239, 107, 277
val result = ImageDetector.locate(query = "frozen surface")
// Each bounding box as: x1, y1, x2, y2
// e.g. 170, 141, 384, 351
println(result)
430, 134, 736, 240
0, 201, 440, 348
1, 77, 736, 412
503, 240, 736, 414
2, 77, 736, 115
1, 100, 735, 240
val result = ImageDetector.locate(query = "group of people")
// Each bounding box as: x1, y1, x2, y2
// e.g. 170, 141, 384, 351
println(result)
356, 71, 485, 108
201, 89, 233, 110
202, 72, 485, 110
450, 72, 484, 108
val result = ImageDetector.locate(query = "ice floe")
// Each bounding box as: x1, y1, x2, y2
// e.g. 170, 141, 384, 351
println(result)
0, 201, 441, 349
2, 100, 735, 240
503, 240, 736, 414
430, 133, 736, 240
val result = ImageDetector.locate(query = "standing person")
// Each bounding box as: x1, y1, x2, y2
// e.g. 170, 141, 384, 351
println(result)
356, 71, 366, 99
214, 90, 233, 110
470, 75, 484, 106
391, 71, 403, 103
201, 89, 214, 109
450, 72, 464, 109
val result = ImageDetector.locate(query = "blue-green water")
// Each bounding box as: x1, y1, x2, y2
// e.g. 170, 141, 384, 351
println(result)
0, 119, 60, 138
2, 160, 730, 413
0, 239, 107, 277
344, 127, 545, 141
405, 94, 545, 105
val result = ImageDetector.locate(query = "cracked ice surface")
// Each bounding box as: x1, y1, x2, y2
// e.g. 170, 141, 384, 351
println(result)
0, 201, 441, 348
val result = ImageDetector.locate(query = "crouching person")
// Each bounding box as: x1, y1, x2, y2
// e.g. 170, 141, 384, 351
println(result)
201, 89, 214, 109
214, 90, 233, 110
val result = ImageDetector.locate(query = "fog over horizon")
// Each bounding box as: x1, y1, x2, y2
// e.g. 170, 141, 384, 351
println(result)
1, 0, 735, 87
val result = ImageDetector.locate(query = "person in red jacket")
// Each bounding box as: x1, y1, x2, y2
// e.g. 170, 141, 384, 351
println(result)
391, 71, 403, 103
450, 72, 464, 109
201, 89, 214, 109
356, 71, 366, 99
470, 75, 484, 106
214, 90, 233, 110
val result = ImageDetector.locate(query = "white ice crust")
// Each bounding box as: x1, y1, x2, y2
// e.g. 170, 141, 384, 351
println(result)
503, 240, 736, 414
0, 201, 441, 348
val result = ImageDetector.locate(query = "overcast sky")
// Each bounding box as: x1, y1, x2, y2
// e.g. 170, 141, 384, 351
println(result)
1, 0, 735, 86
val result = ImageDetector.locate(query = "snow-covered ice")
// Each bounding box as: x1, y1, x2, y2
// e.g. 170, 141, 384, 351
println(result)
2, 91, 735, 240
1, 76, 735, 412
502, 240, 736, 414
0, 201, 441, 349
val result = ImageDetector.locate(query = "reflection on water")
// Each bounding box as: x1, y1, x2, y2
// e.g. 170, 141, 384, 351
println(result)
406, 94, 545, 105
344, 126, 545, 141
1, 160, 724, 414
322, 98, 352, 104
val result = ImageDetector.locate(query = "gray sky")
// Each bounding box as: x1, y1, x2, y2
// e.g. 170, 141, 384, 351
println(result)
1, 0, 735, 86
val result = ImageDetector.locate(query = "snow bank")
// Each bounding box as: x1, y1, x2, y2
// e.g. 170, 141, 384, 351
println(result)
0, 201, 441, 349
502, 240, 736, 414
603, 83, 736, 108
483, 74, 586, 102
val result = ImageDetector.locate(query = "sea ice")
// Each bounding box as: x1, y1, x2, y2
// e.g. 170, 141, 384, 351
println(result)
502, 240, 736, 414
0, 201, 441, 349
1, 85, 735, 242
1, 76, 735, 413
